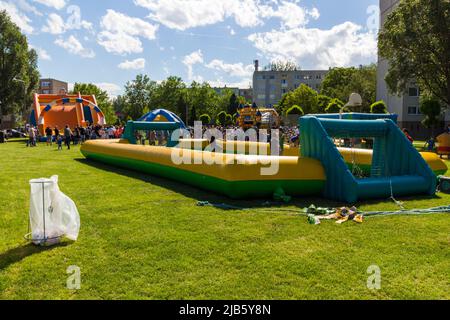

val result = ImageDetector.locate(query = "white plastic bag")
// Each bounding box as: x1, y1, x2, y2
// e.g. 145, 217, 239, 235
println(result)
29, 175, 80, 245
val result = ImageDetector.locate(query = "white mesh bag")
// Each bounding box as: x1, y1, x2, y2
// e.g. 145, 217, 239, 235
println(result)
29, 175, 80, 245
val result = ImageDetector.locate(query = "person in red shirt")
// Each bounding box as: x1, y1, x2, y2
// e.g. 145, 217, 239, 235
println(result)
402, 128, 414, 144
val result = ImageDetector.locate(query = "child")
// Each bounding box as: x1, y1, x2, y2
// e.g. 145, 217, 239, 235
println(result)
425, 138, 436, 152
57, 135, 63, 150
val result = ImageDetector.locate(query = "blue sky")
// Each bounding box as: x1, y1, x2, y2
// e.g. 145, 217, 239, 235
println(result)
0, 0, 379, 97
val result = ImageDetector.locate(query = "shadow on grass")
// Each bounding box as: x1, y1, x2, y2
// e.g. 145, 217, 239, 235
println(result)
75, 157, 444, 211
0, 242, 71, 270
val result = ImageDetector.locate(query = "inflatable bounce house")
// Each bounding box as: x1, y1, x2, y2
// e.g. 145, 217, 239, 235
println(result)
436, 131, 450, 158
236, 104, 262, 129
138, 109, 186, 129
31, 93, 106, 136
80, 112, 447, 203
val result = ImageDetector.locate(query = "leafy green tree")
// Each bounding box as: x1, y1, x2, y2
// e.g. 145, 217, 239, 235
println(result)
188, 105, 197, 126
225, 114, 233, 125
420, 96, 442, 135
379, 0, 450, 106
280, 84, 318, 114
187, 81, 219, 118
370, 101, 388, 114
199, 114, 211, 125
325, 98, 345, 113
72, 83, 117, 124
317, 95, 332, 113
285, 105, 304, 116
216, 111, 228, 126
228, 93, 239, 115
320, 65, 377, 113
152, 76, 186, 113
123, 74, 156, 120
112, 95, 129, 122
0, 11, 40, 122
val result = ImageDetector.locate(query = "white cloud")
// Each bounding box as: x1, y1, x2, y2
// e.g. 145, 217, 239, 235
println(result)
134, 0, 262, 30
41, 12, 93, 34
30, 45, 52, 61
118, 58, 146, 70
97, 9, 159, 55
95, 83, 122, 98
33, 0, 66, 10
54, 35, 95, 59
135, 0, 321, 31
248, 21, 377, 69
0, 1, 34, 33
42, 13, 65, 34
16, 0, 42, 16
182, 49, 203, 80
260, 1, 320, 29
205, 60, 254, 78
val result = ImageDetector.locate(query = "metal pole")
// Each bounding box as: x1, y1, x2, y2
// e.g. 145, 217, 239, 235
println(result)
42, 182, 46, 243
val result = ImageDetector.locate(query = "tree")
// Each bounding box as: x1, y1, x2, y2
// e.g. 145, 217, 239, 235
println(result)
379, 0, 450, 106
420, 97, 442, 135
265, 60, 300, 71
71, 83, 117, 124
325, 99, 345, 113
228, 93, 239, 115
216, 111, 228, 126
317, 95, 332, 113
187, 81, 219, 118
123, 74, 156, 120
112, 95, 129, 122
188, 105, 197, 126
320, 65, 377, 113
285, 105, 304, 116
152, 76, 186, 113
280, 84, 318, 114
0, 11, 40, 122
225, 114, 233, 125
370, 101, 388, 114
199, 114, 211, 125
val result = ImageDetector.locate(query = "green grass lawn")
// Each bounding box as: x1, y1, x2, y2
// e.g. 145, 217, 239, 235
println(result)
0, 140, 449, 300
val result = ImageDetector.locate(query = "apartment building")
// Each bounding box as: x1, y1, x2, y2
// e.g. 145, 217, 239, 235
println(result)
377, 0, 449, 139
38, 78, 68, 95
252, 60, 328, 107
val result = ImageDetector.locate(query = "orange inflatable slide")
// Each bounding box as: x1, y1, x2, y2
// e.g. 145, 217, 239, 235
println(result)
30, 93, 106, 135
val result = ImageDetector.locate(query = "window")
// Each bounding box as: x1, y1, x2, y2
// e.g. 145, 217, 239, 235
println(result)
257, 94, 266, 99
408, 87, 419, 97
282, 89, 287, 94
281, 79, 287, 84
316, 75, 322, 79
408, 106, 418, 115
269, 75, 275, 80
42, 90, 50, 94
41, 81, 51, 87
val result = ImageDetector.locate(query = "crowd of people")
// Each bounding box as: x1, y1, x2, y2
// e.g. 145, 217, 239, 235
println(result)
25, 123, 124, 150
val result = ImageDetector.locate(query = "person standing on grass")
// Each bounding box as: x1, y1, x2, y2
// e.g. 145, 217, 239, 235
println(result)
64, 125, 72, 150
73, 126, 80, 145
79, 126, 86, 144
45, 126, 53, 146
28, 126, 35, 147
54, 126, 59, 142
57, 134, 63, 150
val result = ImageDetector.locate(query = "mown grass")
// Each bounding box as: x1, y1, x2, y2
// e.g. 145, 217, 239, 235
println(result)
0, 140, 449, 300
